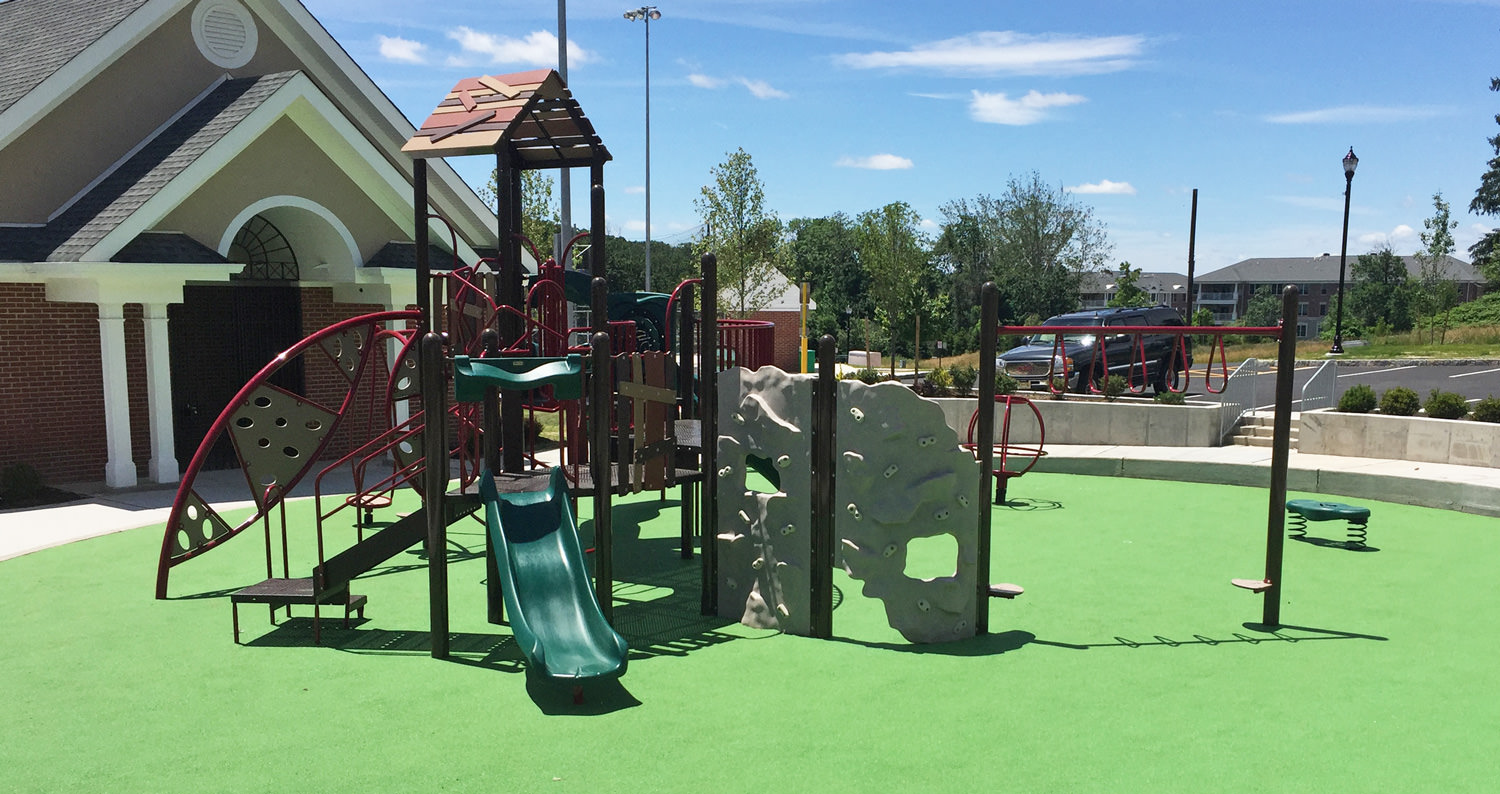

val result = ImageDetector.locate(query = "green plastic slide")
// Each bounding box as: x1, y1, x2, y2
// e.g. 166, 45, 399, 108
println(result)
479, 466, 628, 681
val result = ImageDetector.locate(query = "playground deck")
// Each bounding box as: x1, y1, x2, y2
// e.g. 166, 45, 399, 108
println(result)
3, 472, 1496, 792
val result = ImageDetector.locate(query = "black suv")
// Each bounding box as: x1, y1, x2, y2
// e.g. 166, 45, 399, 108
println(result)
996, 306, 1193, 394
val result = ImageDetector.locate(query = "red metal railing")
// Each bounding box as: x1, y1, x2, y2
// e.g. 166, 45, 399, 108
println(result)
995, 324, 1281, 396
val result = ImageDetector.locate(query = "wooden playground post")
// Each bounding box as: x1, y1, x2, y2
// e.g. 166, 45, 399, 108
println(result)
975, 283, 999, 635
1258, 284, 1301, 627
699, 253, 719, 616
420, 331, 450, 658
590, 329, 614, 621
809, 334, 836, 639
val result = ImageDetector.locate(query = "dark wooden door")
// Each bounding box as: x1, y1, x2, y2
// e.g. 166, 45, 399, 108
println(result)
169, 284, 303, 471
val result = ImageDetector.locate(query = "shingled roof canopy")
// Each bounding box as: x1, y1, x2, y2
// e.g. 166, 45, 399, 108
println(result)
401, 68, 610, 168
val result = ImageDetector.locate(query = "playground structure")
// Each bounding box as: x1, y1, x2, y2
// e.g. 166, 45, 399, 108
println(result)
153, 69, 1313, 689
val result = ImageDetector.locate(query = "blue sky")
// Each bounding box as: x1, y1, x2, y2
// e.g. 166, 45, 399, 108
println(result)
305, 0, 1500, 276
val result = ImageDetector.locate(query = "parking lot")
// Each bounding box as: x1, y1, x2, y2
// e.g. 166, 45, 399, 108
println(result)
1194, 360, 1500, 412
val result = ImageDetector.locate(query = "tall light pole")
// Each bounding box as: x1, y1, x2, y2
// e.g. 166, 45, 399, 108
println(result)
1331, 147, 1358, 354
624, 5, 660, 291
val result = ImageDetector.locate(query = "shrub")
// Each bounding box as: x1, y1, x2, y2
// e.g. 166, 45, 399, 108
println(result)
1047, 376, 1067, 400
0, 463, 44, 503
1378, 386, 1420, 416
948, 364, 977, 394
1472, 396, 1500, 423
1337, 383, 1376, 413
1154, 391, 1186, 405
1425, 390, 1469, 420
1101, 374, 1127, 402
995, 373, 1018, 395
855, 367, 881, 385
924, 366, 952, 397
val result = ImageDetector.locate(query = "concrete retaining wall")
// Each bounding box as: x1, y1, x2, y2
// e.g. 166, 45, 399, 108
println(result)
929, 396, 1222, 447
1300, 409, 1500, 468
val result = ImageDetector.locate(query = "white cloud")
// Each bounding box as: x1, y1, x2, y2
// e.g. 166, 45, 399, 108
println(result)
378, 35, 427, 65
738, 78, 789, 99
1068, 179, 1136, 195
835, 154, 914, 170
969, 89, 1085, 125
838, 31, 1145, 76
1264, 105, 1445, 124
445, 27, 592, 67
919, 217, 939, 230
623, 185, 646, 195
1357, 224, 1418, 249
688, 73, 725, 89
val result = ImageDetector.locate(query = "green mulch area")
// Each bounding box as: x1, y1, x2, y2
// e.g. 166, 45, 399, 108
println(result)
3, 474, 1498, 792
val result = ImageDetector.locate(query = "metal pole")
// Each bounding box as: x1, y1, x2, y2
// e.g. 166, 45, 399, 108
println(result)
1187, 188, 1198, 319
643, 11, 652, 291
975, 282, 998, 634
1261, 284, 1300, 628
1332, 170, 1354, 354
557, 0, 571, 256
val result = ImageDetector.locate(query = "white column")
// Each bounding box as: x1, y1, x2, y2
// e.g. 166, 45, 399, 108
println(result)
98, 304, 137, 488
143, 303, 178, 483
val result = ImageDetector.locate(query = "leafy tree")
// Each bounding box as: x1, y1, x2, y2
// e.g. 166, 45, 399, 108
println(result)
936, 173, 1112, 330
1106, 261, 1153, 307
786, 214, 870, 348
856, 202, 935, 376
603, 237, 698, 293
1239, 285, 1283, 334
1416, 191, 1460, 342
694, 147, 783, 316
1348, 245, 1414, 332
1470, 76, 1500, 283
481, 169, 559, 262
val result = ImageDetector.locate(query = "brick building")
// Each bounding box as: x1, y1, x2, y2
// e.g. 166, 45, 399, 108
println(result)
0, 0, 495, 487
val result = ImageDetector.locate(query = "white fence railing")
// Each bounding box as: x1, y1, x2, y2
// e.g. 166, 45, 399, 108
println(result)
1299, 359, 1339, 412
1217, 358, 1263, 442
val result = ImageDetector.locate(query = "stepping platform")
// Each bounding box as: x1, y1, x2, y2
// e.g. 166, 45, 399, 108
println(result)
1286, 498, 1371, 548
988, 583, 1025, 599
229, 578, 367, 645
1231, 578, 1273, 593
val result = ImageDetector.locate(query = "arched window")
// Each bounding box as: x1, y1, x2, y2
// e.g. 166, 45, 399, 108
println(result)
228, 214, 298, 280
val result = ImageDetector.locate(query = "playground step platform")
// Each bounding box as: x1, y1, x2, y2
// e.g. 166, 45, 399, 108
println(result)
229, 578, 367, 644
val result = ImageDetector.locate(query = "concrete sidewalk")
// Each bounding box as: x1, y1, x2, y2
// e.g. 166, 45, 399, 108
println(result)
3, 444, 1496, 563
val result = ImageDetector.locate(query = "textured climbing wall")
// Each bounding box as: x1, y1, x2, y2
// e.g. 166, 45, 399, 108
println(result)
836, 380, 979, 643
715, 367, 814, 635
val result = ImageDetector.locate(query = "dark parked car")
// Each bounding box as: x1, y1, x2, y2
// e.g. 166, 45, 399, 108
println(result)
997, 306, 1193, 394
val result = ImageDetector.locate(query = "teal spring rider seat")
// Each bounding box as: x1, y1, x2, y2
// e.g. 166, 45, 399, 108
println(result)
1285, 499, 1370, 548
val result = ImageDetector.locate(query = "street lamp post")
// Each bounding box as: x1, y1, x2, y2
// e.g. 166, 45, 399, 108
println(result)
1331, 146, 1358, 354
623, 5, 660, 291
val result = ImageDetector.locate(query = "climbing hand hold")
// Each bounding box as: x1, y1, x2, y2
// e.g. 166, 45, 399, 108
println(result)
780, 523, 796, 536
917, 598, 931, 612
846, 503, 862, 520
776, 454, 791, 469
883, 464, 899, 479
850, 407, 865, 422
957, 495, 970, 508
918, 435, 936, 447
882, 543, 898, 558
934, 508, 950, 521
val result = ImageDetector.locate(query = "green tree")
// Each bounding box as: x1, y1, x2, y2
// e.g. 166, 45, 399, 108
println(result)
1348, 245, 1415, 332
786, 214, 870, 349
1239, 285, 1282, 334
856, 202, 934, 376
694, 147, 783, 316
1470, 76, 1500, 284
1416, 191, 1460, 342
602, 237, 698, 293
1106, 261, 1152, 307
936, 173, 1112, 328
481, 170, 559, 262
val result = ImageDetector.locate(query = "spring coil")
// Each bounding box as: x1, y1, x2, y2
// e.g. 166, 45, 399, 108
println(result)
1287, 513, 1308, 539
1345, 521, 1368, 548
